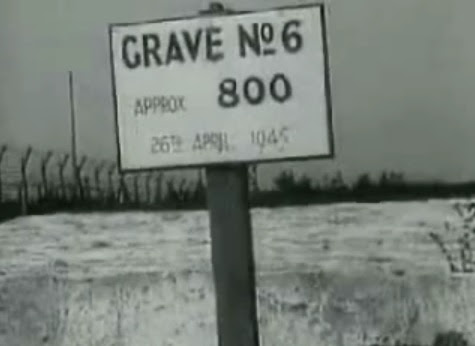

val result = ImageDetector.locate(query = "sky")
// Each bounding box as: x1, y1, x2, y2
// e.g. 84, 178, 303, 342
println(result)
1, 0, 475, 188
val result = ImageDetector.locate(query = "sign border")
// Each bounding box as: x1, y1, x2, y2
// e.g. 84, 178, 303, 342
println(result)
108, 3, 335, 173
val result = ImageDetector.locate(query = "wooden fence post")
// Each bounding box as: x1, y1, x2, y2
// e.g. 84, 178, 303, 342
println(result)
133, 174, 140, 205
18, 185, 27, 216
40, 150, 53, 199
249, 165, 259, 194
20, 146, 33, 212
118, 172, 130, 205
94, 161, 105, 201
154, 173, 163, 206
107, 164, 116, 204
177, 178, 188, 205
36, 184, 42, 204
76, 155, 87, 201
58, 154, 70, 201
0, 145, 8, 203
145, 173, 153, 205
83, 176, 91, 202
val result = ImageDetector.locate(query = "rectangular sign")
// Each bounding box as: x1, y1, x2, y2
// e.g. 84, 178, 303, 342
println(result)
109, 4, 333, 171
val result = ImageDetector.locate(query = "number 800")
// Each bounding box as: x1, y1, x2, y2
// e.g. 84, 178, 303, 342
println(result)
218, 73, 292, 108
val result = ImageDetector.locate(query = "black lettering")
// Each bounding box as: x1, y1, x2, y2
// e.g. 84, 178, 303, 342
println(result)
238, 24, 260, 57
215, 134, 222, 153
183, 29, 202, 61
223, 133, 231, 151
243, 76, 265, 105
151, 137, 159, 153
144, 97, 153, 114
169, 98, 177, 112
134, 98, 146, 116
217, 133, 230, 153
256, 131, 265, 150
270, 73, 292, 103
193, 134, 203, 151
122, 35, 141, 69
206, 27, 224, 62
166, 32, 185, 64
218, 78, 239, 108
161, 136, 171, 153
263, 48, 276, 56
260, 23, 274, 44
142, 34, 162, 67
162, 99, 170, 113
202, 133, 212, 149
209, 134, 217, 150
153, 97, 162, 112
177, 96, 186, 111
280, 126, 290, 143
282, 20, 303, 53
268, 129, 278, 145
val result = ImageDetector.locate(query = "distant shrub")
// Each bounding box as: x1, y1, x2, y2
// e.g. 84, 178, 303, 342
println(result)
354, 173, 372, 191
433, 331, 469, 346
430, 200, 475, 273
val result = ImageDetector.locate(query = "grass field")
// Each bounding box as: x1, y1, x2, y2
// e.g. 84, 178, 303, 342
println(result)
0, 199, 474, 345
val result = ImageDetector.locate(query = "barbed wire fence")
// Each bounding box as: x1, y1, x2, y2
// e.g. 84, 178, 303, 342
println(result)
0, 144, 157, 216
0, 143, 261, 218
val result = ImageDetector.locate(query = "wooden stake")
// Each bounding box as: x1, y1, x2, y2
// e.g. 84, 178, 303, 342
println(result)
200, 3, 261, 344
206, 165, 260, 346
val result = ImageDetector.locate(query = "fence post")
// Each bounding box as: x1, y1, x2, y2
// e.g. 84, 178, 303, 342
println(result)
20, 146, 33, 211
93, 161, 105, 201
40, 150, 53, 199
177, 178, 188, 205
58, 154, 70, 201
0, 145, 8, 203
194, 169, 205, 205
145, 173, 153, 205
36, 184, 42, 203
133, 174, 140, 205
18, 185, 27, 216
107, 164, 116, 204
118, 172, 130, 205
154, 173, 163, 205
83, 176, 91, 202
249, 165, 259, 194
198, 168, 205, 188
76, 156, 87, 201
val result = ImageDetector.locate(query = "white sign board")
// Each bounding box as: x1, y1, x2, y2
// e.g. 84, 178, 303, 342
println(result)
109, 4, 333, 171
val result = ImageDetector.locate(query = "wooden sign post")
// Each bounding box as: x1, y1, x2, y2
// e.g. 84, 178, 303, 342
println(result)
109, 3, 333, 345
206, 164, 260, 346
201, 6, 260, 345
197, 3, 260, 343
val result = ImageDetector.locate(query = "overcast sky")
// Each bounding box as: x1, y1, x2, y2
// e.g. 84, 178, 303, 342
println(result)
1, 0, 475, 188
